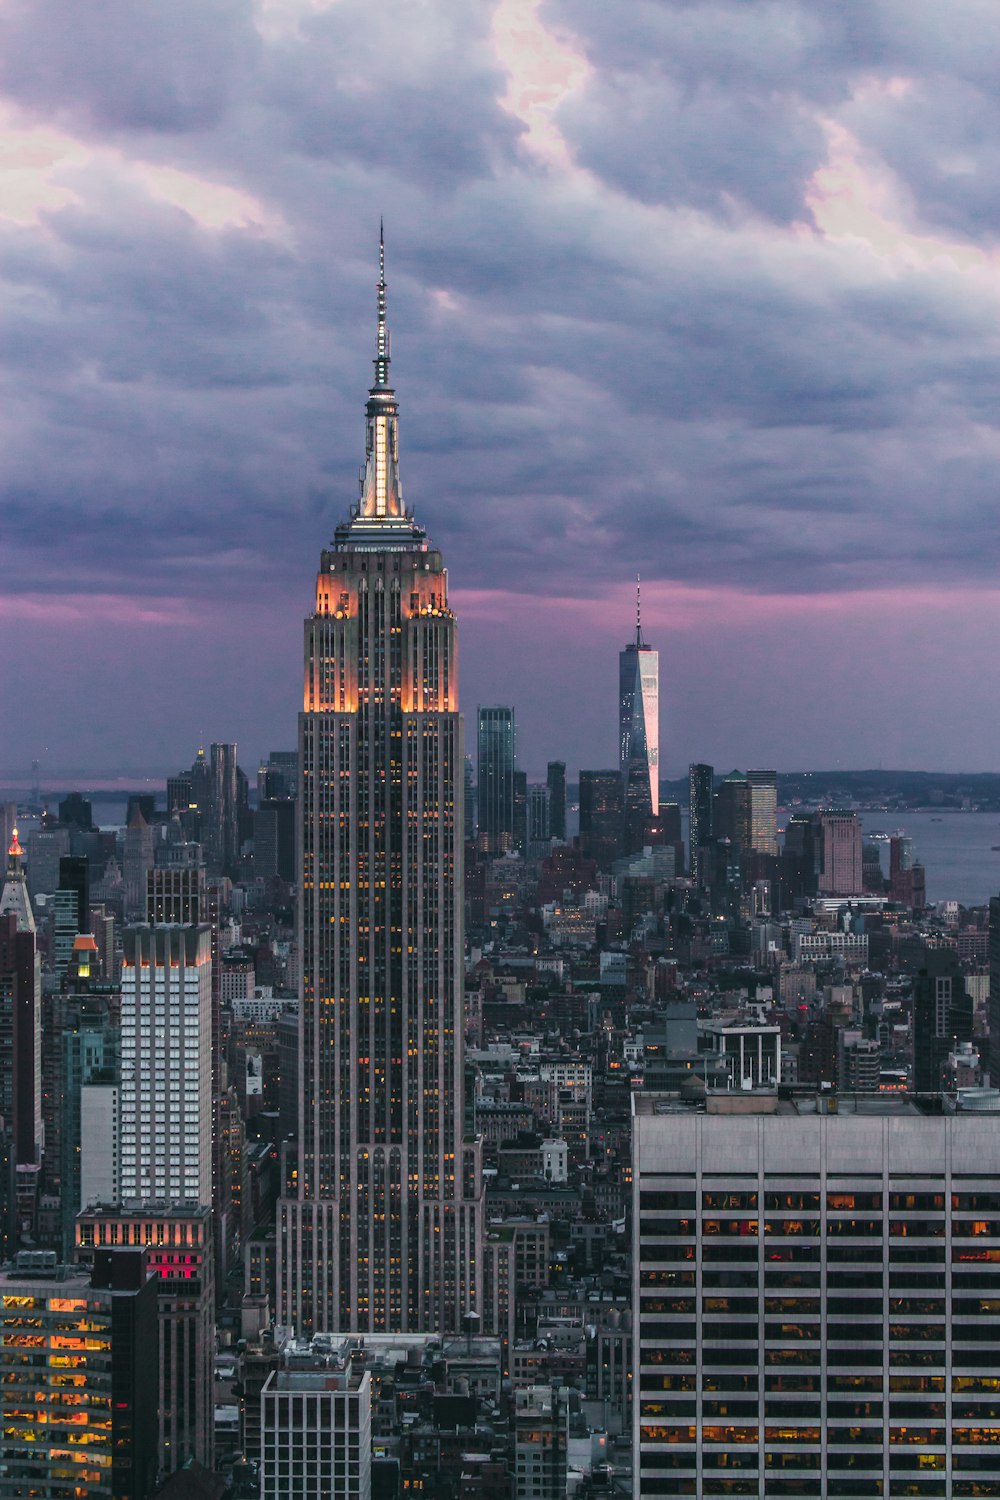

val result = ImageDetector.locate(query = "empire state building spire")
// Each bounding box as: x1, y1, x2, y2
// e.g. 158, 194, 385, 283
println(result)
357, 224, 405, 523
374, 219, 389, 389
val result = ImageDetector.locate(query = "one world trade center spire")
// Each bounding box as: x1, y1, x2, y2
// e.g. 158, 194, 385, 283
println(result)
619, 578, 660, 855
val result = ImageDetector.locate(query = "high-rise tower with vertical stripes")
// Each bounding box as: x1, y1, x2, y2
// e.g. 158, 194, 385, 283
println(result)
277, 234, 482, 1334
620, 581, 659, 854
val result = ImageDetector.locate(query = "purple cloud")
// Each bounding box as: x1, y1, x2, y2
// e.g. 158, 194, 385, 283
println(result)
2, 0, 1000, 778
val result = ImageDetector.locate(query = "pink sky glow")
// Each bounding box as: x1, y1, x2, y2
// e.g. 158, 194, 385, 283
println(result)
2, 2, 999, 778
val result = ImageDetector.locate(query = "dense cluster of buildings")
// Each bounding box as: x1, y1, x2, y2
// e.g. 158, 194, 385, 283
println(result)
3, 243, 1000, 1500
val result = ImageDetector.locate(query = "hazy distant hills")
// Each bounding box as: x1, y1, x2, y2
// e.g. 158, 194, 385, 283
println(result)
6, 768, 1000, 816
659, 770, 1000, 812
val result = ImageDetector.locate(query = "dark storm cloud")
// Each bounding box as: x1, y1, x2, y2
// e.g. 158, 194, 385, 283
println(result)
550, 0, 1000, 236
841, 77, 1000, 241
4, 0, 1000, 772
260, 5, 520, 190
0, 0, 258, 132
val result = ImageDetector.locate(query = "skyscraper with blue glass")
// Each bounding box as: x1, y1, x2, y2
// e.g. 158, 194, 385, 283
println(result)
620, 582, 659, 854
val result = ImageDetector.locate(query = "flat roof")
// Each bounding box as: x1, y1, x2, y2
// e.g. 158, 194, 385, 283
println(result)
267, 1369, 366, 1394
635, 1087, 1000, 1118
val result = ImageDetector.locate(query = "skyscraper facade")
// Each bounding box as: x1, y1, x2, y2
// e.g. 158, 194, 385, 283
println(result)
619, 585, 659, 854
817, 809, 863, 896
746, 768, 778, 856
261, 1368, 372, 1500
122, 805, 153, 920
147, 841, 207, 925
0, 830, 42, 1246
546, 760, 566, 842
207, 741, 241, 878
277, 238, 481, 1335
0, 1248, 159, 1500
688, 762, 714, 883
714, 770, 752, 850
512, 767, 528, 854
579, 770, 624, 871
119, 925, 213, 1205
913, 947, 973, 1094
76, 1205, 216, 1474
477, 706, 516, 851
527, 783, 551, 846
463, 755, 475, 840
634, 1092, 1000, 1499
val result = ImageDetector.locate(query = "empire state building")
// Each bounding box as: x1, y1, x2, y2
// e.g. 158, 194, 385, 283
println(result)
277, 237, 482, 1334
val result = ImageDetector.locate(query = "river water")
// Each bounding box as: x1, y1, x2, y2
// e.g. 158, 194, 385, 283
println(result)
849, 809, 1000, 909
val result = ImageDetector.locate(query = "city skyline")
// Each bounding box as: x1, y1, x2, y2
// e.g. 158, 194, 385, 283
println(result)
6, 3, 1000, 775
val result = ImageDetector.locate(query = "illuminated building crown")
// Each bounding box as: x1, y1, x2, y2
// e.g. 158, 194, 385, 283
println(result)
335, 225, 426, 551
1, 825, 36, 934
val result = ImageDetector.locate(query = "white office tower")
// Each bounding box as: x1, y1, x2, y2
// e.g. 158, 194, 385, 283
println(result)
633, 1090, 1000, 1499
120, 925, 212, 1204
261, 1368, 372, 1500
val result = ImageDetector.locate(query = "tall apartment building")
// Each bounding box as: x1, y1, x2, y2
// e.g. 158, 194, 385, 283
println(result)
260, 1367, 372, 1500
76, 1204, 216, 1474
633, 1090, 1000, 1499
276, 235, 482, 1335
146, 845, 229, 1252
119, 925, 212, 1205
0, 1247, 158, 1500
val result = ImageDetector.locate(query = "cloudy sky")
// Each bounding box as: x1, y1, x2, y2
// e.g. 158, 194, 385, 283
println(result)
4, 0, 1000, 783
